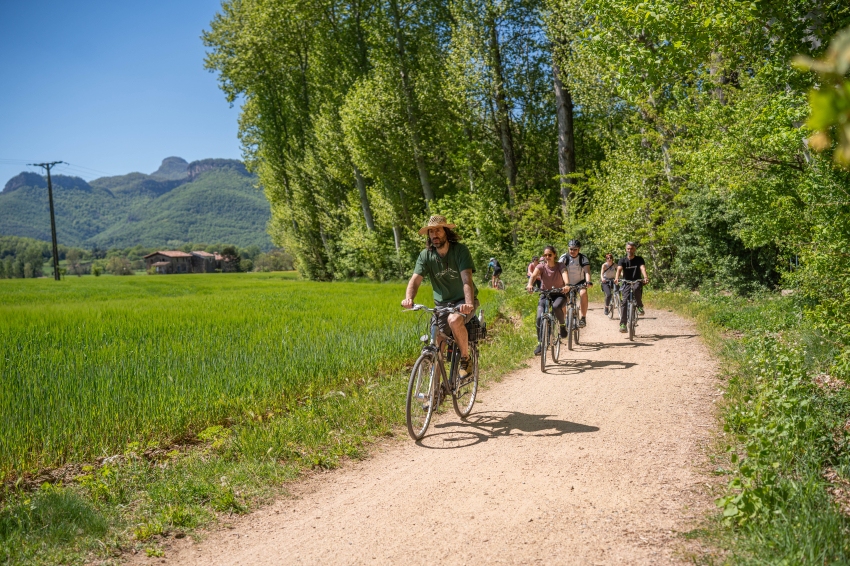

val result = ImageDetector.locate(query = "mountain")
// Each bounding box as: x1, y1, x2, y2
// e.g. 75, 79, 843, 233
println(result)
0, 158, 272, 249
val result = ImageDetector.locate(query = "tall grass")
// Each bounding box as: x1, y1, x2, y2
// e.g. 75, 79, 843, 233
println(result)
0, 273, 497, 479
649, 290, 850, 563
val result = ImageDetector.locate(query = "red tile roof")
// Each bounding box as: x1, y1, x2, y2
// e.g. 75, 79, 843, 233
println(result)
191, 251, 215, 258
143, 251, 193, 259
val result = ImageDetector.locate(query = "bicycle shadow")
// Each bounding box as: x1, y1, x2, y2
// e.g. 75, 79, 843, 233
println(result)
420, 410, 599, 449
564, 341, 652, 351
636, 334, 698, 341
545, 358, 637, 375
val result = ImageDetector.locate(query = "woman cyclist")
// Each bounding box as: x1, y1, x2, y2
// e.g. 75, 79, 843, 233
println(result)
600, 253, 618, 316
526, 245, 570, 356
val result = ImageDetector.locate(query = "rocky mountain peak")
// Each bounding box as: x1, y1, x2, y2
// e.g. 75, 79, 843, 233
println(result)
151, 157, 189, 180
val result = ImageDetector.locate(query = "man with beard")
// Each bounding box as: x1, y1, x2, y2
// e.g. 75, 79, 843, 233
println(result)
402, 215, 479, 378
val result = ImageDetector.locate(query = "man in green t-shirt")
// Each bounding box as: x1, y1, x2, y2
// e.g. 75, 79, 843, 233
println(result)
402, 215, 479, 378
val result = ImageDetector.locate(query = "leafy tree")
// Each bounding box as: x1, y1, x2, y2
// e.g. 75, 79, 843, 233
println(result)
105, 256, 134, 275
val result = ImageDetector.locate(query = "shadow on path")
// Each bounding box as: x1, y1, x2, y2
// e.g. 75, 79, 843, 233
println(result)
637, 334, 699, 341
567, 341, 652, 351
420, 411, 599, 449
544, 358, 637, 375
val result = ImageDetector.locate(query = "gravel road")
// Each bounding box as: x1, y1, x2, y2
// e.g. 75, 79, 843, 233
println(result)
148, 303, 718, 565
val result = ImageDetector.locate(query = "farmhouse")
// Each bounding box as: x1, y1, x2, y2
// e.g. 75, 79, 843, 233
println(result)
143, 251, 192, 274
143, 251, 231, 274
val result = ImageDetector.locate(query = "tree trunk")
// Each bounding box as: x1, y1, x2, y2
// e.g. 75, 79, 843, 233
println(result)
553, 59, 576, 218
464, 125, 476, 194
392, 225, 404, 277
389, 0, 434, 204
353, 165, 375, 230
486, 10, 518, 245
709, 51, 726, 105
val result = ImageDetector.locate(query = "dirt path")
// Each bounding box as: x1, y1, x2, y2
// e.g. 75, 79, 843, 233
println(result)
151, 304, 718, 565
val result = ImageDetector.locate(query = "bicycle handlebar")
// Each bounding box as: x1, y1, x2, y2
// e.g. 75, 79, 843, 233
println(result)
404, 304, 461, 314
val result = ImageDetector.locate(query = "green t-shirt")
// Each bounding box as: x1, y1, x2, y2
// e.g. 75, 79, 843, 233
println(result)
413, 242, 479, 303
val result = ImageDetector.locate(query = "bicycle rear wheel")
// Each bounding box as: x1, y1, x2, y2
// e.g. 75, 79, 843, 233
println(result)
609, 292, 619, 319
540, 317, 549, 371
497, 280, 505, 291
567, 307, 575, 351
628, 303, 636, 341
551, 316, 561, 363
406, 352, 437, 440
452, 343, 479, 418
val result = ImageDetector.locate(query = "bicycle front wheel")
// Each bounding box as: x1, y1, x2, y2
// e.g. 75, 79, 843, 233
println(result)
452, 343, 479, 418
540, 317, 549, 371
567, 308, 575, 351
628, 303, 636, 341
406, 352, 437, 440
551, 317, 561, 363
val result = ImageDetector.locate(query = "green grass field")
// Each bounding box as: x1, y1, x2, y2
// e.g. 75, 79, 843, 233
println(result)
0, 272, 495, 480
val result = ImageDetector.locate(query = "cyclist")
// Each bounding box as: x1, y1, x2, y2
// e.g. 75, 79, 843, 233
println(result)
527, 256, 541, 290
402, 215, 478, 378
558, 240, 592, 327
600, 253, 618, 315
526, 245, 570, 356
487, 257, 503, 289
614, 241, 649, 333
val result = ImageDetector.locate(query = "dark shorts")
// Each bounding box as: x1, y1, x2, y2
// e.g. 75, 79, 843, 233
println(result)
434, 298, 480, 337
493, 268, 502, 277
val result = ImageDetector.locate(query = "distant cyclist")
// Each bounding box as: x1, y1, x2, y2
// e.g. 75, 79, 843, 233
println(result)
527, 245, 570, 355
558, 240, 592, 327
600, 253, 618, 316
487, 257, 503, 289
527, 256, 541, 290
614, 241, 649, 333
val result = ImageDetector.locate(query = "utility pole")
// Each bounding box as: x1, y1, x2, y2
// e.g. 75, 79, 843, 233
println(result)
29, 161, 65, 281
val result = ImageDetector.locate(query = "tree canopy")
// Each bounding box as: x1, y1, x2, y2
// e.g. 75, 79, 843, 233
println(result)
204, 0, 850, 367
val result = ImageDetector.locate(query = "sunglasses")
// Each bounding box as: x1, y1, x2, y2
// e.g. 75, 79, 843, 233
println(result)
569, 248, 579, 252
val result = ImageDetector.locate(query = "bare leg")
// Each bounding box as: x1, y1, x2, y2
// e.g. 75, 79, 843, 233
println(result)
447, 313, 469, 358
579, 288, 589, 317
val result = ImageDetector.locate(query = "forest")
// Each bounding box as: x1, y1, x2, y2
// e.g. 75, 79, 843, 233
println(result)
204, 0, 850, 360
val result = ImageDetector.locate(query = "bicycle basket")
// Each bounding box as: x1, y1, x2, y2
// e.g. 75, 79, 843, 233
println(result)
465, 315, 487, 342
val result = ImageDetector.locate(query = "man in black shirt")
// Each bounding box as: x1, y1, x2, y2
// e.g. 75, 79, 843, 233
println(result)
614, 241, 649, 332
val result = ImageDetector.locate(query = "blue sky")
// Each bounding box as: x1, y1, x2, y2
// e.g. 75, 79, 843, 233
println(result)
0, 1, 241, 183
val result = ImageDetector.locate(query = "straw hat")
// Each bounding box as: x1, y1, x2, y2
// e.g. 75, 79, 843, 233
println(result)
418, 215, 456, 235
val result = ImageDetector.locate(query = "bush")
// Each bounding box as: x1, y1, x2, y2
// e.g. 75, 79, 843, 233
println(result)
253, 249, 296, 272
105, 257, 134, 276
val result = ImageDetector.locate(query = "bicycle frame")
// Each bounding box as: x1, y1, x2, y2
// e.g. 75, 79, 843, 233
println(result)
422, 318, 458, 396
538, 290, 560, 328
621, 280, 641, 308
565, 281, 588, 317
409, 305, 465, 401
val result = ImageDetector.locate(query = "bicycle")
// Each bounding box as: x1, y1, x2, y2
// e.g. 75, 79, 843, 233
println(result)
620, 280, 642, 341
483, 271, 505, 290
403, 304, 483, 440
603, 280, 621, 320
564, 281, 589, 351
535, 288, 564, 371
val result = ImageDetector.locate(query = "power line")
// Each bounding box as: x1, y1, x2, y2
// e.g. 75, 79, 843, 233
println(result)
61, 163, 115, 177
27, 161, 64, 281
